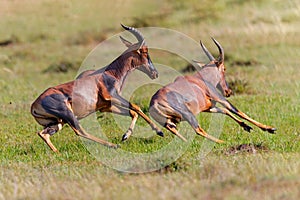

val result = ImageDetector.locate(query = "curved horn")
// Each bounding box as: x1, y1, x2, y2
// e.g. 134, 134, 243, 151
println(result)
121, 24, 145, 46
200, 40, 215, 61
211, 37, 224, 63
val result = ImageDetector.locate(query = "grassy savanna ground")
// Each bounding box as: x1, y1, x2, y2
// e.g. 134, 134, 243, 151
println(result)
0, 0, 299, 199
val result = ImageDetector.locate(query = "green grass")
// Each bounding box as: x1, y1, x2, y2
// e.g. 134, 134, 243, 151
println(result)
0, 0, 300, 199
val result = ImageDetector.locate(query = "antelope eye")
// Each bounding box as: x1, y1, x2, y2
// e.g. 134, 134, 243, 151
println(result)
141, 50, 147, 54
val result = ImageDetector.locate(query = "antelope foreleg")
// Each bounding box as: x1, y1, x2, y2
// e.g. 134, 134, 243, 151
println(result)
130, 103, 163, 133
110, 96, 164, 137
209, 107, 253, 132
103, 105, 139, 141
122, 110, 138, 141
220, 100, 276, 133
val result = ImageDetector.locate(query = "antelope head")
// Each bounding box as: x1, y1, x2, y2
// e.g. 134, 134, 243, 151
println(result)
195, 38, 232, 97
120, 24, 158, 79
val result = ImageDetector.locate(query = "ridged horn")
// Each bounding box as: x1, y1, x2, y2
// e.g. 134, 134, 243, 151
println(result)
121, 24, 145, 46
200, 40, 215, 61
211, 37, 224, 63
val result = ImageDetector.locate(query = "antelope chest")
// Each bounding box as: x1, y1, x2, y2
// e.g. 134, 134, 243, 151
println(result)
71, 82, 99, 119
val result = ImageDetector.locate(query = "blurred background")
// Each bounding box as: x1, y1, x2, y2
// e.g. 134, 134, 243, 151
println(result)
1, 0, 299, 92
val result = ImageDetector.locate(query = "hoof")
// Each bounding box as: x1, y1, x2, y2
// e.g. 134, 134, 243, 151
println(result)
121, 133, 129, 142
157, 131, 164, 137
244, 126, 253, 132
240, 122, 252, 132
261, 127, 277, 134
267, 127, 277, 134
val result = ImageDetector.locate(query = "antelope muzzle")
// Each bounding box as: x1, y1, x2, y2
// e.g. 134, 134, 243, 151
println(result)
147, 58, 158, 79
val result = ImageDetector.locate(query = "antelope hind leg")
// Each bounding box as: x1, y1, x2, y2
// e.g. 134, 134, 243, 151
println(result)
59, 105, 119, 148
69, 124, 119, 149
194, 126, 224, 144
165, 120, 187, 142
37, 124, 62, 152
174, 104, 224, 143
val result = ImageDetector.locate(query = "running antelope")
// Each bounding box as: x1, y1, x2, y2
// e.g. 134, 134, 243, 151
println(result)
31, 24, 163, 152
149, 38, 276, 142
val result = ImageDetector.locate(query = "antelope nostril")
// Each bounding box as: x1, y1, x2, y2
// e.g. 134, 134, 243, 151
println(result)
152, 71, 158, 79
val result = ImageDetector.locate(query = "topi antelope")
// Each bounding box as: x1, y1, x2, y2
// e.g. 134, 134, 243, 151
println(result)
31, 24, 163, 152
149, 38, 276, 143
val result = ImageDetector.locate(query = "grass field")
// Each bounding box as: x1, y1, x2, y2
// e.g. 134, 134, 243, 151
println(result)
0, 0, 299, 199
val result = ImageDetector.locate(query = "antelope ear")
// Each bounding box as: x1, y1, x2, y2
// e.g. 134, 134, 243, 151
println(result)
126, 40, 146, 53
119, 36, 132, 47
192, 59, 205, 67
214, 60, 223, 68
134, 39, 145, 50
